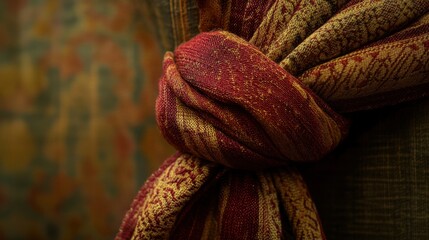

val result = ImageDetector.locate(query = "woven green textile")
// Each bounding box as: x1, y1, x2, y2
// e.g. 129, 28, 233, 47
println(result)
303, 99, 429, 239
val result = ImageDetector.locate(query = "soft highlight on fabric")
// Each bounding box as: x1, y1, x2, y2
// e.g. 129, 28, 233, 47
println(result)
117, 1, 429, 239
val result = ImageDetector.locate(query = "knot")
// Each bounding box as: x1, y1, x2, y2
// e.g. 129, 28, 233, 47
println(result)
156, 31, 348, 170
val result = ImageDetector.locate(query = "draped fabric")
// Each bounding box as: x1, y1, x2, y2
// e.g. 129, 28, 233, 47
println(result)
118, 1, 429, 239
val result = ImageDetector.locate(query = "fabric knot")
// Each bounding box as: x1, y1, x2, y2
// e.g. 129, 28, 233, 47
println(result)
156, 31, 348, 170
119, 2, 429, 239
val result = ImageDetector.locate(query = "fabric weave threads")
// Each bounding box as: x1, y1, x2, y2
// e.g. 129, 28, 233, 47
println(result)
118, 1, 429, 239
159, 32, 348, 169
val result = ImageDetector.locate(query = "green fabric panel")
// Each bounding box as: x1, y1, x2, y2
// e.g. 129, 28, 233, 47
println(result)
142, 0, 200, 52
302, 99, 429, 239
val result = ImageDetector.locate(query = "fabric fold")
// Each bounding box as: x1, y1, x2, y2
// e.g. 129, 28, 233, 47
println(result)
118, 1, 429, 239
158, 32, 348, 169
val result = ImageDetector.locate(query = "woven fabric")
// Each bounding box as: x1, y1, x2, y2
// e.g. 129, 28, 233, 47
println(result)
118, 1, 429, 239
302, 99, 429, 239
142, 0, 200, 51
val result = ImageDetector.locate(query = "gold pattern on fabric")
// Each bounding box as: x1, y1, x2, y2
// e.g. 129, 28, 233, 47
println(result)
273, 168, 325, 240
251, 0, 348, 62
175, 99, 225, 165
300, 12, 429, 109
131, 154, 213, 240
118, 1, 429, 239
256, 174, 282, 239
281, 0, 429, 74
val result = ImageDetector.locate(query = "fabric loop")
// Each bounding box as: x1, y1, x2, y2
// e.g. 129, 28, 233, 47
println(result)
156, 31, 348, 170
118, 1, 429, 239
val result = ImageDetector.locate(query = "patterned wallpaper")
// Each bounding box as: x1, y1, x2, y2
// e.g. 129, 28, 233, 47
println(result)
0, 0, 173, 239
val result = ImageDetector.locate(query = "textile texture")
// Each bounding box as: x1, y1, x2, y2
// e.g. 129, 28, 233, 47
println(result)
303, 99, 429, 239
0, 1, 173, 239
118, 0, 429, 239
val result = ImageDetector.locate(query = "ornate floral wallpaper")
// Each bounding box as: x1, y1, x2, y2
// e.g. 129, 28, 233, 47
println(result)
0, 0, 172, 238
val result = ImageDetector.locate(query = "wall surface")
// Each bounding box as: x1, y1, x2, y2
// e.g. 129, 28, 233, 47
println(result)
0, 0, 172, 239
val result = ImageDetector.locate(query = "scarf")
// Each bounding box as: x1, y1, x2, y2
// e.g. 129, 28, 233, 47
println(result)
117, 0, 429, 239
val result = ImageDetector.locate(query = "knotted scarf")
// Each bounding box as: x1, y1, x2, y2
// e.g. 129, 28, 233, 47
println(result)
118, 0, 429, 239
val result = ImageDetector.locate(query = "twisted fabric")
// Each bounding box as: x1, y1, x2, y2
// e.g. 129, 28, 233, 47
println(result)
118, 1, 429, 239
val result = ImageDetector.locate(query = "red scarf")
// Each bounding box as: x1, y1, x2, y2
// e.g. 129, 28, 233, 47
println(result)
118, 1, 429, 239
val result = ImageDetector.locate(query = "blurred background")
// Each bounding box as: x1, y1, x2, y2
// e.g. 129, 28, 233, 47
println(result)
0, 0, 174, 239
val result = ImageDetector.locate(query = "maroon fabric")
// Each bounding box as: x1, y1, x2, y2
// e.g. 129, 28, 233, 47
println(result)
157, 32, 349, 170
